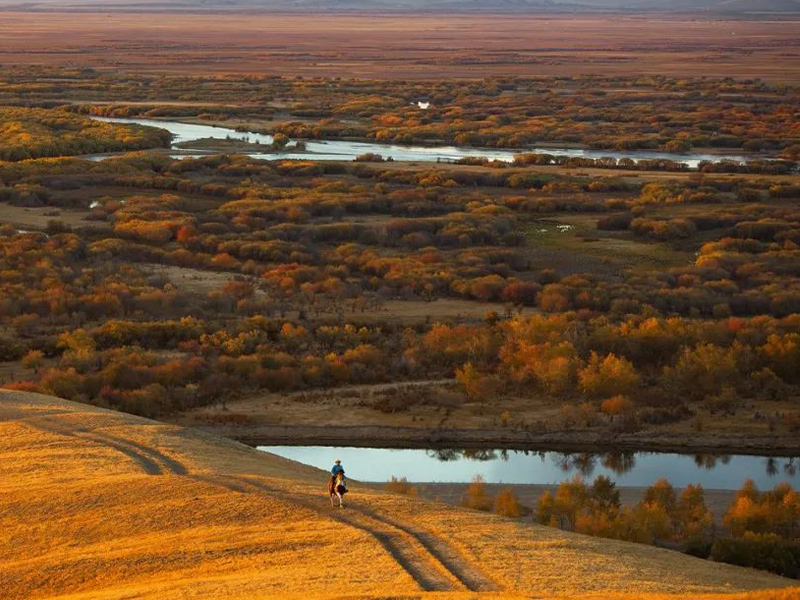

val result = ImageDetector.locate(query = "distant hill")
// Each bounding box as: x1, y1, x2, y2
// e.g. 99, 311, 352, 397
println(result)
577, 0, 800, 11
710, 0, 800, 11
3, 0, 800, 12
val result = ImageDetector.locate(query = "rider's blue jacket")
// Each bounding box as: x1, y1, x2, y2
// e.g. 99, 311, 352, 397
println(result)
332, 464, 345, 476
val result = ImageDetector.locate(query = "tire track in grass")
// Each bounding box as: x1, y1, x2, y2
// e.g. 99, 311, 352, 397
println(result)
354, 503, 501, 591
8, 406, 497, 592
216, 474, 475, 592
88, 431, 188, 475
22, 416, 189, 476
197, 474, 453, 591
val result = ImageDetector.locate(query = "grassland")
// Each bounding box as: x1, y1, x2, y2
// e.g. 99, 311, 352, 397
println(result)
525, 215, 695, 276
1, 388, 797, 600
0, 202, 106, 231
1, 13, 800, 81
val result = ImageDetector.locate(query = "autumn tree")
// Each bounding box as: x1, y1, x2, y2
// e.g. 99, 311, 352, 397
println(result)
21, 350, 45, 373
461, 475, 494, 512
578, 352, 640, 398
675, 484, 714, 544
600, 395, 634, 421
494, 487, 524, 518
455, 362, 501, 405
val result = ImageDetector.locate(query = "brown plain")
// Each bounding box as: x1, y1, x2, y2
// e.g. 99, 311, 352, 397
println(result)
2, 12, 800, 81
1, 388, 798, 600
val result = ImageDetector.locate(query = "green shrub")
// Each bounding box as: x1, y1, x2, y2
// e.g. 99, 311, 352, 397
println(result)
710, 534, 800, 578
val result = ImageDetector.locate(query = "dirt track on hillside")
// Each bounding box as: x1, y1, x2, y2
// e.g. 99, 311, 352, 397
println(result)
2, 388, 796, 599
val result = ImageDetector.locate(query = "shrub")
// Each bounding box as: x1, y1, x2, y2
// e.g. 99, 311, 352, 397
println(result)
600, 395, 634, 420
21, 349, 45, 372
710, 534, 800, 578
724, 480, 800, 539
494, 487, 524, 518
597, 213, 633, 231
385, 476, 418, 497
461, 475, 494, 512
579, 352, 640, 398
355, 152, 385, 162
455, 362, 501, 403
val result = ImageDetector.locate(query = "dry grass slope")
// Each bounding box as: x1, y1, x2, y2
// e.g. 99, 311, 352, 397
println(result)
0, 388, 798, 600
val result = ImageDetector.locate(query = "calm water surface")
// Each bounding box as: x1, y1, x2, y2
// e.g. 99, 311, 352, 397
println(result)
258, 446, 800, 490
93, 116, 755, 168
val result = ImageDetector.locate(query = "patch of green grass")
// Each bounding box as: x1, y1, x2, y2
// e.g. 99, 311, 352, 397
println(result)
524, 216, 693, 273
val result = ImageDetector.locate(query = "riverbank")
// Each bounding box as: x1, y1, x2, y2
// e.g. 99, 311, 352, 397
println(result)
92, 116, 763, 168
186, 422, 800, 457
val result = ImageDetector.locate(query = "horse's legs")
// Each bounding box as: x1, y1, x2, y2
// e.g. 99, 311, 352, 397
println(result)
330, 493, 335, 507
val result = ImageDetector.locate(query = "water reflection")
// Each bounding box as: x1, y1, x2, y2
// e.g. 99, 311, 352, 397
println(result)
427, 450, 638, 477
432, 449, 800, 481
259, 445, 800, 489
602, 453, 637, 476
554, 453, 597, 477
420, 448, 800, 480
692, 454, 732, 470
426, 449, 510, 462
419, 449, 800, 480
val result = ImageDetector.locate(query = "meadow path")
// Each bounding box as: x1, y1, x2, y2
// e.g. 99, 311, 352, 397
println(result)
0, 389, 793, 600
5, 401, 497, 593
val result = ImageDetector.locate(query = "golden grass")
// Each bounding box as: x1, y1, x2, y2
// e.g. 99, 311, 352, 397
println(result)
0, 388, 797, 600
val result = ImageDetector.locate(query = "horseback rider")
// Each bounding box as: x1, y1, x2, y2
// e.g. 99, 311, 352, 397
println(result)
329, 459, 347, 507
331, 459, 346, 487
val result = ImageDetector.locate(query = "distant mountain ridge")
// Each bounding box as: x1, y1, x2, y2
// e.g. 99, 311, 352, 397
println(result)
588, 0, 800, 10
3, 0, 800, 11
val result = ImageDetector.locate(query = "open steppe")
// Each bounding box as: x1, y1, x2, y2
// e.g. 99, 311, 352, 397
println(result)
1, 387, 798, 600
2, 4, 800, 596
1, 12, 800, 81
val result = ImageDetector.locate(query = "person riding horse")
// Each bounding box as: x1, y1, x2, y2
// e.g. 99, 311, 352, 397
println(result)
331, 459, 345, 482
328, 460, 347, 507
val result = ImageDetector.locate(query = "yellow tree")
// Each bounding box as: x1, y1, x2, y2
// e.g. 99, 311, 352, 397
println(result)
578, 352, 640, 398
455, 362, 501, 404
494, 487, 524, 518
675, 484, 714, 543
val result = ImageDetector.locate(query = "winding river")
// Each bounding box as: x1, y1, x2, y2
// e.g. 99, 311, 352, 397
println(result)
93, 116, 757, 168
86, 115, 796, 488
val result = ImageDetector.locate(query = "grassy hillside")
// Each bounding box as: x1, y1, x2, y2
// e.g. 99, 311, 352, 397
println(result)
0, 388, 797, 600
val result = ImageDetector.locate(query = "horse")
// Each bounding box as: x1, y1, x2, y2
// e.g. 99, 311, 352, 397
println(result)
328, 472, 347, 508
